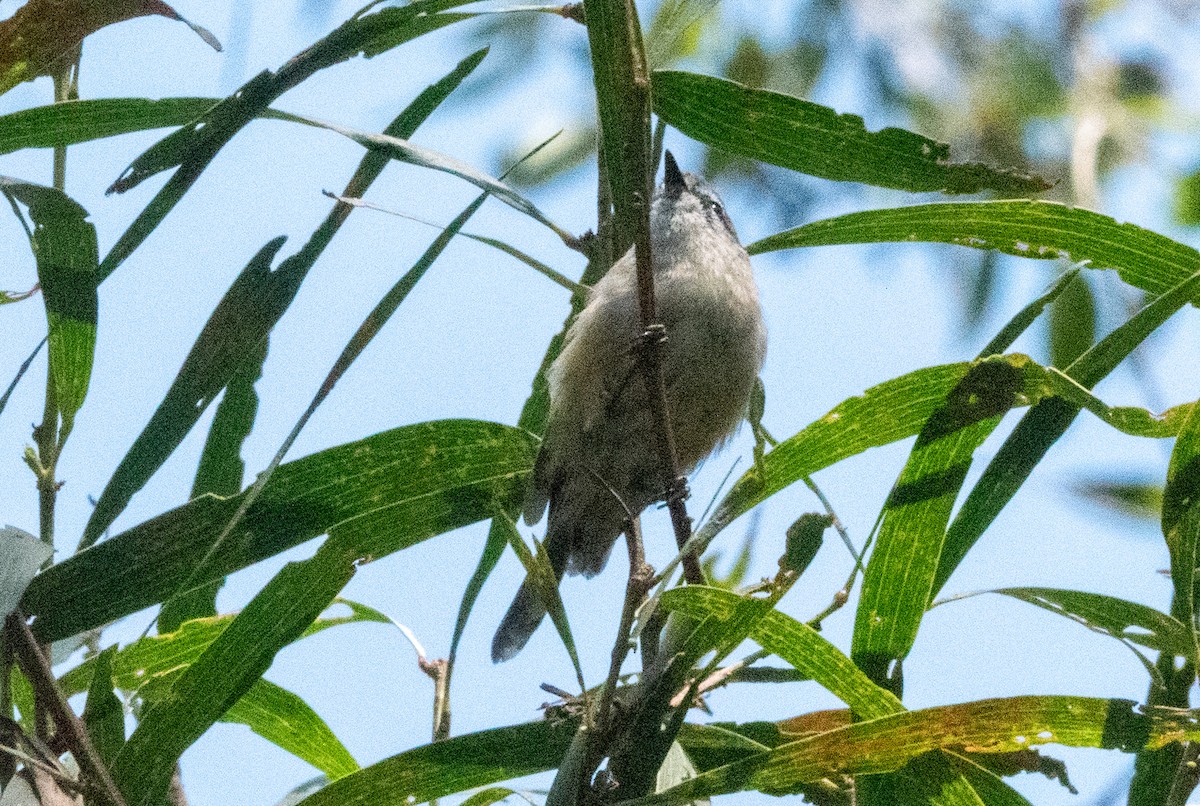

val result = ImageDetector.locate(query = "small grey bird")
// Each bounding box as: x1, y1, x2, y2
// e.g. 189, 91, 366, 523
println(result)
492, 152, 767, 662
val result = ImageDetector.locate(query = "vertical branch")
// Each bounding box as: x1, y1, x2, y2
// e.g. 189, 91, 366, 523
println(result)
583, 0, 703, 585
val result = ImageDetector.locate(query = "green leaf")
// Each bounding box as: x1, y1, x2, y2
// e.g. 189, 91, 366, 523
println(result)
0, 177, 98, 424
80, 237, 296, 548
1163, 392, 1200, 639
82, 647, 125, 768
652, 72, 1050, 195
112, 538, 358, 806
852, 356, 1046, 681
0, 0, 218, 96
977, 267, 1081, 359
58, 603, 371, 778
459, 788, 520, 806
449, 522, 508, 668
223, 679, 358, 781
933, 269, 1200, 599
660, 586, 902, 720
81, 49, 490, 549
1047, 271, 1095, 368
99, 1, 477, 280
295, 720, 579, 806
0, 96, 389, 157
159, 336, 268, 633
493, 513, 584, 690
0, 526, 52, 618
24, 419, 537, 642
948, 588, 1192, 679
698, 361, 975, 546
0, 98, 222, 155
747, 201, 1200, 301
626, 696, 1193, 804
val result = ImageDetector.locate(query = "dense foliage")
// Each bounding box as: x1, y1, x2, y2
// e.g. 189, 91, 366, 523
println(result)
2, 2, 1199, 805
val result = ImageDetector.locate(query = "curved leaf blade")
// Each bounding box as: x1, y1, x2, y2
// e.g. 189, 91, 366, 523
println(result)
627, 696, 1194, 805
223, 679, 358, 781
960, 587, 1192, 656
748, 201, 1200, 301
652, 72, 1049, 195
0, 177, 98, 423
661, 586, 902, 720
111, 539, 357, 806
295, 720, 579, 806
24, 419, 537, 641
81, 236, 295, 548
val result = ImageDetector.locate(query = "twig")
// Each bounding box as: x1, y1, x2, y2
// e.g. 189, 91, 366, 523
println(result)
6, 611, 127, 806
594, 525, 654, 740
0, 741, 85, 794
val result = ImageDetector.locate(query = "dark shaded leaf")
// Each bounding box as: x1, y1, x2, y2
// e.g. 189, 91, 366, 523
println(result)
1047, 271, 1095, 368
0, 0, 218, 96
111, 538, 358, 806
81, 647, 124, 768
159, 336, 267, 632
1073, 478, 1163, 521
81, 237, 295, 548
295, 720, 579, 806
0, 177, 98, 424
24, 420, 536, 642
652, 72, 1050, 194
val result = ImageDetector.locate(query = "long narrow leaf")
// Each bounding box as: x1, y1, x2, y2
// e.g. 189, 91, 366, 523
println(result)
223, 679, 358, 781
748, 201, 1200, 301
80, 237, 294, 548
0, 98, 366, 156
111, 538, 357, 806
24, 419, 537, 642
626, 696, 1195, 805
295, 720, 580, 806
652, 72, 1049, 195
99, 1, 476, 280
661, 586, 902, 720
0, 178, 98, 427
933, 270, 1200, 598
80, 50, 489, 548
851, 357, 1061, 679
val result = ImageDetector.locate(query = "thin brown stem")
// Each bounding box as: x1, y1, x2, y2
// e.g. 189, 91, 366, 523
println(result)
589, 525, 654, 783
6, 611, 127, 806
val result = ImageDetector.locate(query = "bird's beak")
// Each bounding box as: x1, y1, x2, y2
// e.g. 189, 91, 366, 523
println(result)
663, 150, 686, 196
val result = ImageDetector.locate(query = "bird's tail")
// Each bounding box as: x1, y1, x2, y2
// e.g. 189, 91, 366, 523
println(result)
491, 530, 570, 663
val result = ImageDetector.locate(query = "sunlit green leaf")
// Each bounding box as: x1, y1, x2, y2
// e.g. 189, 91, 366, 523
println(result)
112, 539, 358, 806
24, 420, 537, 642
653, 72, 1050, 194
